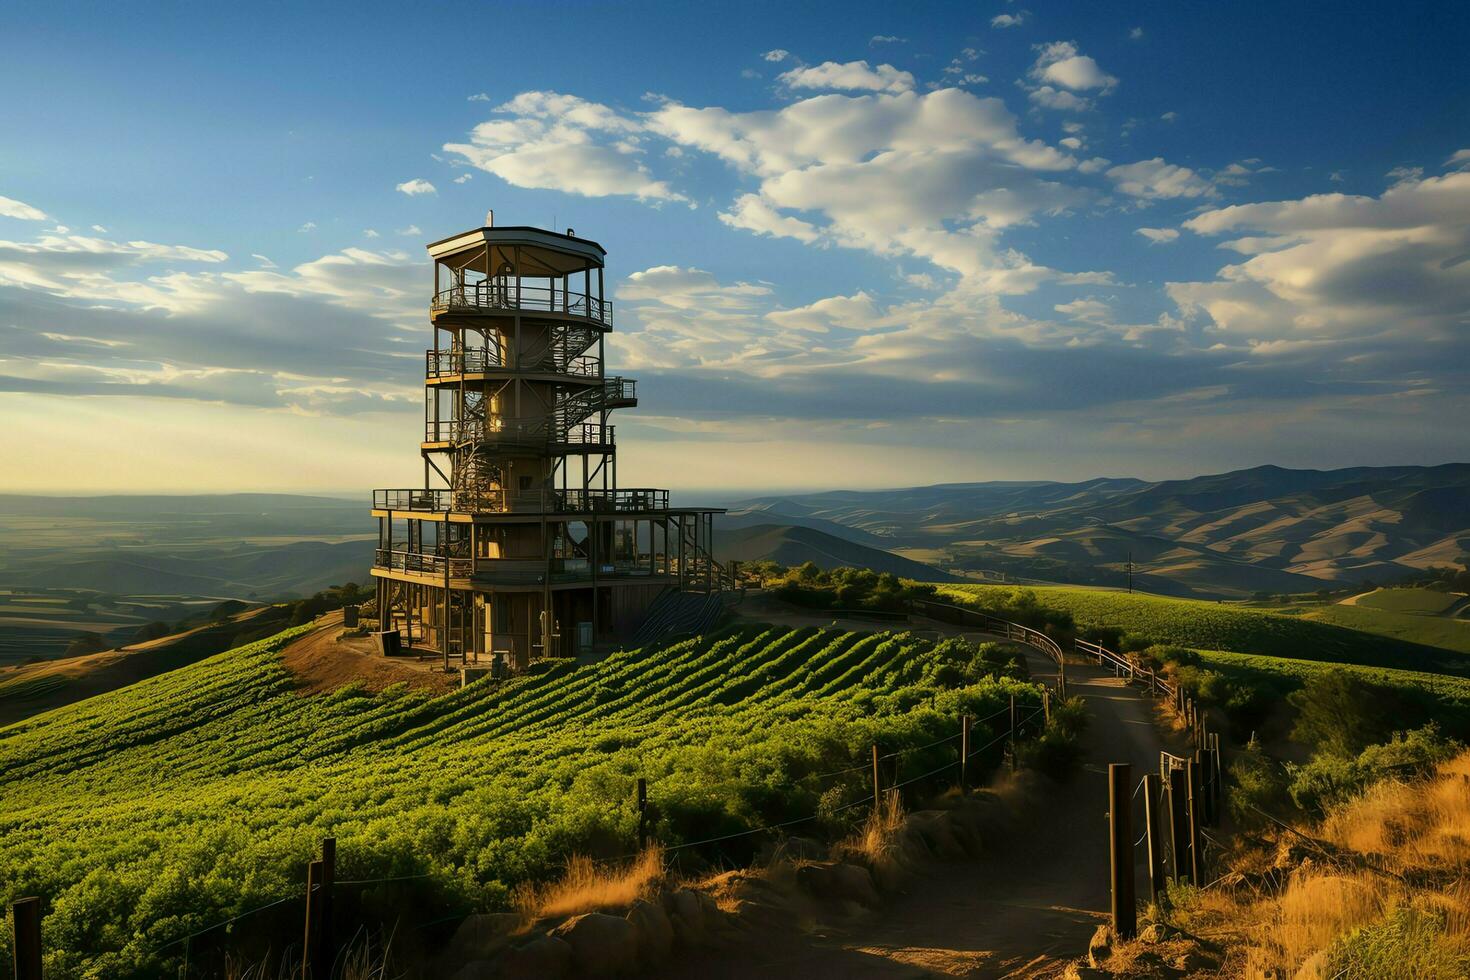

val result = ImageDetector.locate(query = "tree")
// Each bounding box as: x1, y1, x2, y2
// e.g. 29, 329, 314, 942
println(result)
1287, 670, 1387, 757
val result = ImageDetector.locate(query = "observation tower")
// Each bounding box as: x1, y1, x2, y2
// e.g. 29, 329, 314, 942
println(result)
370, 215, 725, 669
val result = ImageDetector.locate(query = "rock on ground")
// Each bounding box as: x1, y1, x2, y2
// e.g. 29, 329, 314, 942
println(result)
552, 911, 638, 975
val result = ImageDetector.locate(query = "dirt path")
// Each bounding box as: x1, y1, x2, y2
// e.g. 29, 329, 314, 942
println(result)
659, 610, 1181, 978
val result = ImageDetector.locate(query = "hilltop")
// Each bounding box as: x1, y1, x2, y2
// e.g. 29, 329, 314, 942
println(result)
714, 523, 956, 581
727, 463, 1470, 597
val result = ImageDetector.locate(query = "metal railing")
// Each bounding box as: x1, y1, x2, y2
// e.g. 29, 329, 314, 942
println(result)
372, 489, 452, 511
425, 348, 601, 380
373, 549, 473, 577
910, 598, 1068, 696
1075, 638, 1178, 699
556, 422, 615, 448
423, 420, 614, 449
371, 487, 673, 515
604, 377, 636, 402
430, 282, 613, 326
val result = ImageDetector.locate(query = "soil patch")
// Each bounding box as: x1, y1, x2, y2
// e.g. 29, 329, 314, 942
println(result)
280, 611, 455, 696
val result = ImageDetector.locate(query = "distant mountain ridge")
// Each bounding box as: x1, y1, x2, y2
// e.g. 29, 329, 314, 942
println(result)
725, 464, 1470, 597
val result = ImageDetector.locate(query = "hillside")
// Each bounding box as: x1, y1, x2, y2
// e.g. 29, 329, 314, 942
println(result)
714, 523, 956, 581
0, 621, 1033, 976
0, 603, 290, 726
728, 464, 1470, 597
935, 583, 1470, 677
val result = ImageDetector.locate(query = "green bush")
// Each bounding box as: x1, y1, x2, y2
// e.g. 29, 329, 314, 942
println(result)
1322, 904, 1470, 979
1019, 695, 1089, 778
1288, 724, 1462, 814
1227, 736, 1289, 826
1288, 670, 1392, 756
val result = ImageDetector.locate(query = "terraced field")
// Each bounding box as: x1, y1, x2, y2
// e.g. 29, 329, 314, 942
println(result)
936, 584, 1470, 676
0, 622, 1035, 978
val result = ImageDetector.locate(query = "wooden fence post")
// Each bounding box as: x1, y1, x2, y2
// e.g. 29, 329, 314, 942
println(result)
1143, 773, 1164, 907
1186, 760, 1202, 885
1042, 688, 1051, 727
313, 838, 335, 980
1211, 733, 1223, 822
637, 778, 649, 849
1108, 763, 1137, 939
1167, 766, 1189, 884
1199, 749, 1216, 826
871, 743, 882, 813
960, 715, 971, 795
1008, 694, 1017, 773
302, 859, 322, 980
11, 896, 42, 980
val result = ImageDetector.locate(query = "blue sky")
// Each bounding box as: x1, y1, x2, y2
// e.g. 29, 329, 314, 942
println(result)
1, 0, 1466, 493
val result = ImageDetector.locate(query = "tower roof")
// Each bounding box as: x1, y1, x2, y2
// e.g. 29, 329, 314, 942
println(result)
427, 225, 606, 275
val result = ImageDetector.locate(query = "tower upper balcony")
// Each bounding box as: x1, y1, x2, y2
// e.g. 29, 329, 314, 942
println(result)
428, 221, 612, 327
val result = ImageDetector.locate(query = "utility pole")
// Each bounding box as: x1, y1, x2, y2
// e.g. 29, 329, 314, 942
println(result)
1127, 550, 1134, 594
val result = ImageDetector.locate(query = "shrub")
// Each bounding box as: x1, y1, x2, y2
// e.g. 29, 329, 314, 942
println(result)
63, 632, 108, 657
1289, 670, 1391, 757
1289, 724, 1462, 814
1020, 695, 1089, 778
1227, 735, 1290, 826
1321, 903, 1470, 979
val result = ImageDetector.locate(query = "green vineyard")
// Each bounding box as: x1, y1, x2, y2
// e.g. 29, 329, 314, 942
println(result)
936, 584, 1470, 676
0, 622, 1038, 977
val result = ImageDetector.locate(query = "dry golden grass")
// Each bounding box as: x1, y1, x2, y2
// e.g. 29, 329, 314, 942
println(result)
1170, 750, 1470, 977
1320, 754, 1470, 871
836, 789, 906, 866
512, 846, 665, 921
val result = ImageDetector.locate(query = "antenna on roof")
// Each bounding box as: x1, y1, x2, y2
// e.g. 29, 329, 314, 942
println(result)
484, 209, 494, 228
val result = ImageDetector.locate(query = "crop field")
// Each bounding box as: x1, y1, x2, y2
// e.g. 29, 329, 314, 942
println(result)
1194, 649, 1470, 721
0, 622, 1035, 977
1353, 587, 1464, 615
934, 584, 1470, 676
1244, 588, 1470, 656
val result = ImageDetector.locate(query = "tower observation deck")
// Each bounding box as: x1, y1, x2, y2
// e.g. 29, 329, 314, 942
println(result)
370, 217, 726, 669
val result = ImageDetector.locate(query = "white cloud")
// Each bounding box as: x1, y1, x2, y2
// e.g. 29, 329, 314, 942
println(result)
395, 178, 437, 196
444, 91, 687, 203
1029, 86, 1092, 112
91, 224, 108, 233
467, 92, 491, 102
0, 195, 50, 221
992, 12, 1027, 28
396, 225, 422, 236
778, 60, 916, 95
762, 49, 790, 62
363, 229, 380, 238
1129, 27, 1144, 40
298, 221, 317, 233
1135, 227, 1180, 244
1172, 169, 1470, 344
251, 253, 277, 267
870, 35, 906, 44
646, 87, 1089, 288
1447, 148, 1470, 170
1108, 158, 1216, 199
1161, 111, 1178, 122
1030, 41, 1117, 92
718, 193, 821, 243
453, 173, 473, 184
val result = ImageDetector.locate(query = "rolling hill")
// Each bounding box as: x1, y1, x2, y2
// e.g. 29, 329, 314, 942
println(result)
726, 464, 1470, 597
0, 622, 1028, 976
713, 523, 957, 581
